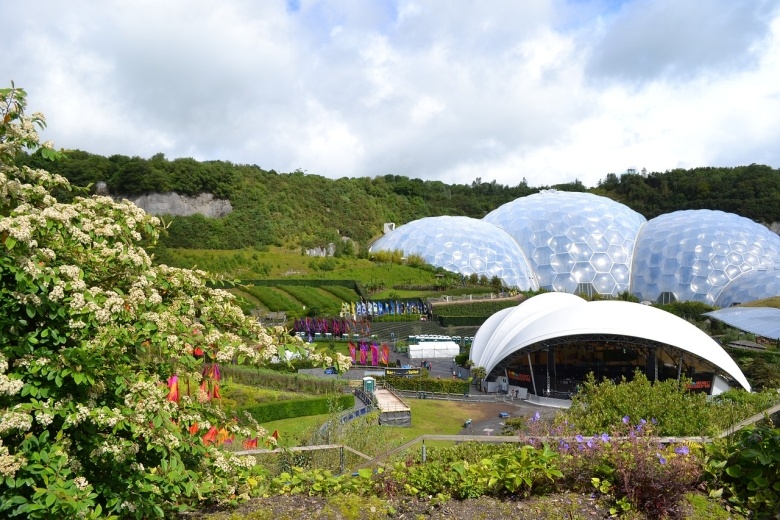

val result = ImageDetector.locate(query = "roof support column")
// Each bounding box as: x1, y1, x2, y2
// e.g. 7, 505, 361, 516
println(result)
547, 345, 554, 396
527, 354, 537, 397
646, 348, 657, 381
677, 354, 683, 382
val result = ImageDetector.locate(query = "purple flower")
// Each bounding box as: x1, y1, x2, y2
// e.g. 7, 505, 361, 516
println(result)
563, 442, 570, 450
657, 453, 667, 465
651, 418, 657, 424
587, 440, 594, 448
675, 445, 690, 455
622, 415, 630, 424
532, 411, 541, 422
601, 433, 610, 443
575, 434, 584, 443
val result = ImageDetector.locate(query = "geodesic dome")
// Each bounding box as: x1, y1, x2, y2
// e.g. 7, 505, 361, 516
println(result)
631, 210, 780, 305
483, 191, 646, 297
369, 216, 539, 290
715, 269, 780, 308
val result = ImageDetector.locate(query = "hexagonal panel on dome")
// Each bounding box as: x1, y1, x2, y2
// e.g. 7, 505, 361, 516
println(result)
631, 210, 780, 305
484, 191, 646, 297
369, 216, 539, 290
716, 269, 780, 307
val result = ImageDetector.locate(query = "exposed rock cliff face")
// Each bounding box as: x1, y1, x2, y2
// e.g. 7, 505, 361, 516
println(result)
118, 192, 232, 218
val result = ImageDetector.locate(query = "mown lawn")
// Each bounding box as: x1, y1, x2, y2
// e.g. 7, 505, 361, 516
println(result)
259, 413, 332, 448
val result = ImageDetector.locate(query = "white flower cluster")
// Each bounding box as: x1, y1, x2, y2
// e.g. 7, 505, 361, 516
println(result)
0, 409, 33, 435
0, 440, 26, 478
90, 406, 123, 428
0, 355, 24, 396
63, 403, 91, 428
205, 446, 254, 475
90, 438, 139, 463
34, 410, 54, 427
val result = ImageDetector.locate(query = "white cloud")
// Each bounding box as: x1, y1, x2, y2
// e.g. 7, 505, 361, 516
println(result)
1, 0, 778, 189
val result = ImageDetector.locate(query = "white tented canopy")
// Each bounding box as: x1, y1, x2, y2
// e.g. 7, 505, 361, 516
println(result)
408, 341, 460, 359
470, 293, 750, 391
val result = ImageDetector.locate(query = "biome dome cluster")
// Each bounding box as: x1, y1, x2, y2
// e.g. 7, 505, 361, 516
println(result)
369, 190, 780, 305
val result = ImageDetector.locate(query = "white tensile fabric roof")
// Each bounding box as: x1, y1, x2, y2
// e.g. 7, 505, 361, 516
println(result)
470, 293, 750, 391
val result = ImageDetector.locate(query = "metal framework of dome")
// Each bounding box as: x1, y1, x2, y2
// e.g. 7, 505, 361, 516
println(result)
484, 191, 646, 298
369, 216, 539, 290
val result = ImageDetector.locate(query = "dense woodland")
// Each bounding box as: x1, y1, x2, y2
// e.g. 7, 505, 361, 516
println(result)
17, 150, 780, 251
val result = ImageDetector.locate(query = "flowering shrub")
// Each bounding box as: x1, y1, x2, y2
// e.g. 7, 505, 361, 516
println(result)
549, 417, 702, 519
0, 84, 349, 518
564, 372, 712, 435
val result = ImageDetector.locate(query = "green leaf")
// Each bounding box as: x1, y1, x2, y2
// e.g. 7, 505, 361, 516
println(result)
4, 236, 16, 250
724, 465, 742, 477
753, 476, 769, 488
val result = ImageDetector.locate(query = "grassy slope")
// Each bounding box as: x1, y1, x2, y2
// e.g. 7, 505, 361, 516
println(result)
157, 247, 438, 286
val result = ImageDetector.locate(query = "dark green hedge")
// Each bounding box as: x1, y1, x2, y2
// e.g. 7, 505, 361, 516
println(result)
380, 377, 470, 394
433, 300, 520, 318
239, 394, 354, 423
222, 365, 344, 394
436, 316, 487, 327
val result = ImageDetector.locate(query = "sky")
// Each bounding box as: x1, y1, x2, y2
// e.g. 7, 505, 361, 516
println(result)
2, 0, 779, 189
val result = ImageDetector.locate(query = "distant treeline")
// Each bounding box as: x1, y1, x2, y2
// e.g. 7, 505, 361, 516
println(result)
595, 163, 780, 222
18, 150, 780, 249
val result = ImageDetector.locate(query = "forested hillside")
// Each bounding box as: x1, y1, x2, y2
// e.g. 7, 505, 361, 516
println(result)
594, 163, 780, 222
17, 150, 780, 250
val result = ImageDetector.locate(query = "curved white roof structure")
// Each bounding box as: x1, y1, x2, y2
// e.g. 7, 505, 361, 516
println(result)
471, 293, 750, 391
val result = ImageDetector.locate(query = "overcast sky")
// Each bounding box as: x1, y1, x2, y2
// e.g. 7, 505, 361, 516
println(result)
2, 0, 779, 188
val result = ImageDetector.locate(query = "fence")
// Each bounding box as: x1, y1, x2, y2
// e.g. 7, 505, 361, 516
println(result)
234, 402, 780, 476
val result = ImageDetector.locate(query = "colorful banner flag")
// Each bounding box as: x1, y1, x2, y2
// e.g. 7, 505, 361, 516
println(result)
349, 342, 356, 361
381, 343, 389, 365
370, 343, 379, 366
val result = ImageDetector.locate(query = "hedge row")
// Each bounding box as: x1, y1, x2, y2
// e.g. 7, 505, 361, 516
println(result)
239, 394, 354, 423
432, 300, 519, 317
320, 285, 361, 302
242, 285, 299, 313
222, 365, 344, 394
278, 284, 343, 315
436, 316, 488, 327
371, 314, 426, 323
381, 376, 470, 394
215, 279, 359, 289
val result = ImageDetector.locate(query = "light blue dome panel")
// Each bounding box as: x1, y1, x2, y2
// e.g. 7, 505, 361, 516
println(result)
716, 269, 780, 307
631, 210, 780, 305
369, 216, 539, 290
484, 191, 646, 297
